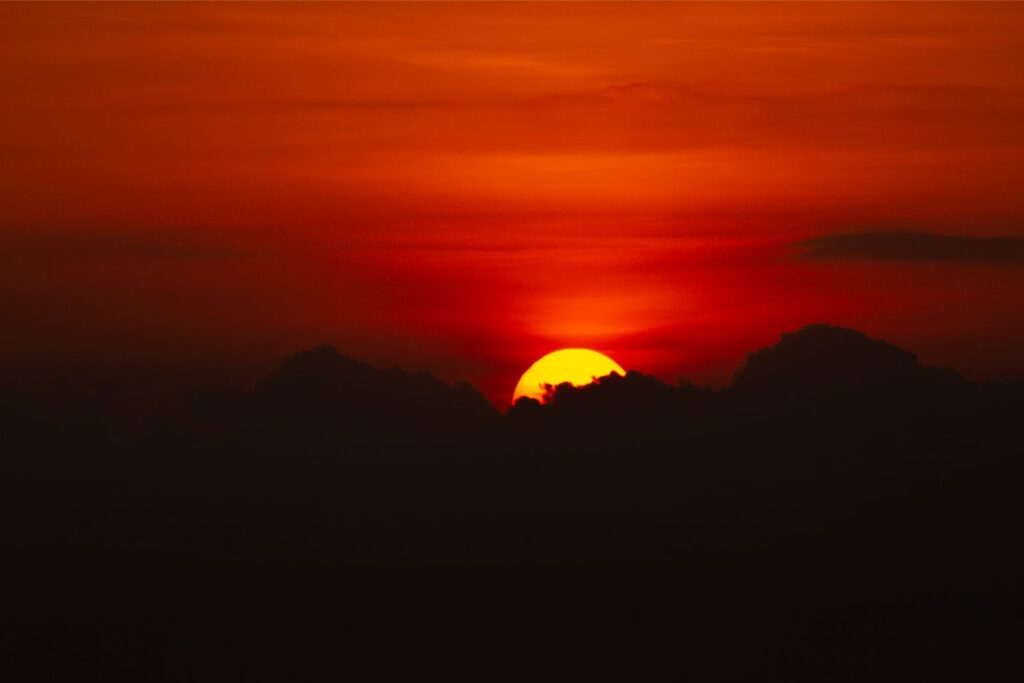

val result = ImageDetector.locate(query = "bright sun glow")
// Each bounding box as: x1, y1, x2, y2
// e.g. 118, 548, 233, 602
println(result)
512, 348, 625, 404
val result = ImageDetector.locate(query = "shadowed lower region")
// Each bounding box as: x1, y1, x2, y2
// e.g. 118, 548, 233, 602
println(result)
3, 324, 1022, 680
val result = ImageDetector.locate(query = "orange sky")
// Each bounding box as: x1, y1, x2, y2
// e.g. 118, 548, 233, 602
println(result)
2, 2, 1024, 404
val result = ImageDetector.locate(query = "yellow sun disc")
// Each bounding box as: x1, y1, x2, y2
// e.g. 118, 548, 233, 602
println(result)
512, 348, 625, 404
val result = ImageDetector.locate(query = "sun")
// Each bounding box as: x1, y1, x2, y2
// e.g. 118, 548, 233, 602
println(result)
512, 348, 626, 404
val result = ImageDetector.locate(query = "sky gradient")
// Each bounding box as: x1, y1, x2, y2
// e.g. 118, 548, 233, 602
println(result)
3, 2, 1024, 405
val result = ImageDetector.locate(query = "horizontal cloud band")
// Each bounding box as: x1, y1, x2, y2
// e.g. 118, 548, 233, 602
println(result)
796, 232, 1024, 264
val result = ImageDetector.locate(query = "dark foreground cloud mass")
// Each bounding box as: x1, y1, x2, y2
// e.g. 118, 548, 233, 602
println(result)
3, 325, 1023, 680
797, 231, 1024, 264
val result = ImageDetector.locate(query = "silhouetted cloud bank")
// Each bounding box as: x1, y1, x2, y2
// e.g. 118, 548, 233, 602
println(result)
797, 231, 1024, 264
4, 325, 1023, 680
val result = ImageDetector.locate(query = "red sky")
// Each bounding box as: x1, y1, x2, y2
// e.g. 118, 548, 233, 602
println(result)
3, 2, 1024, 405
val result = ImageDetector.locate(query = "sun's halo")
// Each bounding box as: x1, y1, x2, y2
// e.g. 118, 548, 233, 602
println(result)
512, 348, 625, 404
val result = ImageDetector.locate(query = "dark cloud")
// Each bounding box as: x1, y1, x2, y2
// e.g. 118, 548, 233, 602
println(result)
245, 345, 500, 450
6, 325, 1024, 678
796, 231, 1024, 264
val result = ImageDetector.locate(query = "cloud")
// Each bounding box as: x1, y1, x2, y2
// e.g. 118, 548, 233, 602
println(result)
796, 232, 1024, 264
245, 345, 501, 449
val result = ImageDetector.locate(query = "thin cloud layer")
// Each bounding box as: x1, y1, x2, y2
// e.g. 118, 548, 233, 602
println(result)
797, 232, 1024, 264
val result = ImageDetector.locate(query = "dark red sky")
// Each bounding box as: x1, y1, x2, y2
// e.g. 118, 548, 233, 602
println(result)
3, 2, 1024, 405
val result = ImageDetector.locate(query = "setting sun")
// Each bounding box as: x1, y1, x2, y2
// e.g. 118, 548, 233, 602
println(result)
512, 348, 625, 404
